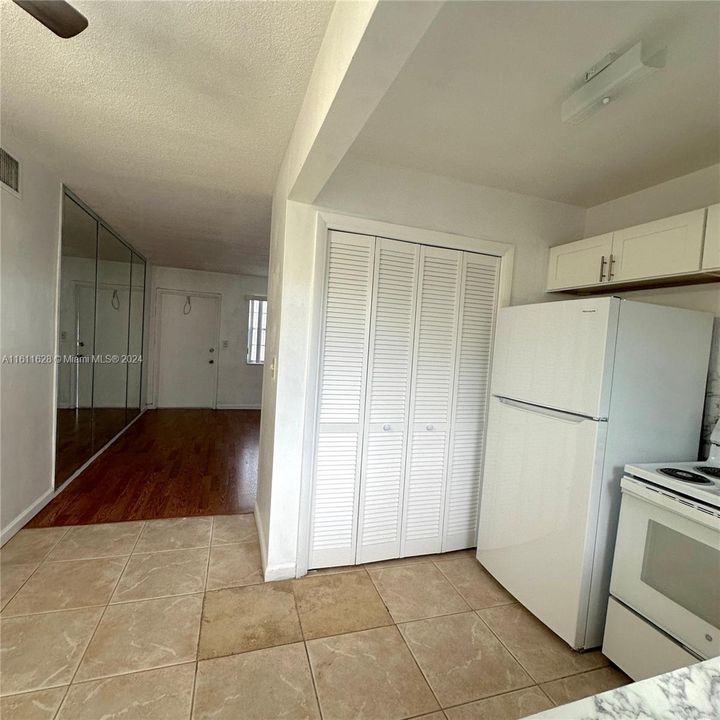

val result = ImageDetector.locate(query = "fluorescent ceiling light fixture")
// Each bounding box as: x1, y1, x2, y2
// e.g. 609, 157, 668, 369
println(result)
562, 42, 664, 124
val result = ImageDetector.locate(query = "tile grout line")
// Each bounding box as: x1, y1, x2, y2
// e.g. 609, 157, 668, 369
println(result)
533, 664, 618, 686
437, 684, 551, 714
430, 553, 514, 610
365, 560, 471, 617
50, 520, 147, 720
290, 579, 325, 720
431, 557, 487, 611
396, 613, 565, 714
303, 642, 325, 720
363, 565, 444, 714
474, 607, 613, 687
394, 622, 445, 714
537, 683, 558, 707
363, 573, 572, 714
189, 516, 216, 720
0, 526, 73, 611
472, 608, 541, 684
4, 587, 215, 620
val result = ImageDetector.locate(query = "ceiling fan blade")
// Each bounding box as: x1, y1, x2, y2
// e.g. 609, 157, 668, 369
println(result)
12, 0, 88, 38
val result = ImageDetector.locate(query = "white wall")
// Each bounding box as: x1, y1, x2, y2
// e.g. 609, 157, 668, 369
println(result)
317, 156, 587, 305
0, 128, 62, 540
148, 266, 267, 409
583, 164, 719, 237
582, 165, 720, 454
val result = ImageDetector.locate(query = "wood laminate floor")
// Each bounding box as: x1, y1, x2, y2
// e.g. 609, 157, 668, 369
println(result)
30, 409, 259, 527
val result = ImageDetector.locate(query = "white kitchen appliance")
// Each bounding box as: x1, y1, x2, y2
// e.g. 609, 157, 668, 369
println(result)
477, 296, 713, 650
603, 420, 720, 680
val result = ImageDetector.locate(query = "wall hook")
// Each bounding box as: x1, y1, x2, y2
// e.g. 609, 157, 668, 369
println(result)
183, 296, 192, 315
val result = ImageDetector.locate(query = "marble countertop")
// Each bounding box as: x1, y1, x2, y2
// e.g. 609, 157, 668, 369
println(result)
524, 657, 719, 720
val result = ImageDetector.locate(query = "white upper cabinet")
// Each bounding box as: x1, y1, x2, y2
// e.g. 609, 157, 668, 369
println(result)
610, 209, 706, 282
702, 203, 720, 270
547, 234, 613, 291
547, 207, 715, 291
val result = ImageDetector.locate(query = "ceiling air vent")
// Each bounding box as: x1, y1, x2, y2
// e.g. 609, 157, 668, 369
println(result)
0, 148, 20, 194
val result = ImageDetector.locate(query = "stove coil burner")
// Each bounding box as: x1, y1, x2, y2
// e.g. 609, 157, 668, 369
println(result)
659, 467, 713, 484
695, 466, 720, 480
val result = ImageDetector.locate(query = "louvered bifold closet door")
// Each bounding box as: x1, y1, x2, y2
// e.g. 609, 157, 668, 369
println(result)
442, 252, 500, 551
356, 238, 419, 563
401, 246, 463, 557
309, 232, 375, 568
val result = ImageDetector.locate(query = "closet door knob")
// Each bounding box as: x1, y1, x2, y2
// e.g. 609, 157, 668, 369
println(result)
383, 424, 391, 431
426, 424, 434, 431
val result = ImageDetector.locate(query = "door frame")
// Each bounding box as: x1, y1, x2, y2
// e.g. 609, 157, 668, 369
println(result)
296, 210, 515, 577
153, 288, 222, 409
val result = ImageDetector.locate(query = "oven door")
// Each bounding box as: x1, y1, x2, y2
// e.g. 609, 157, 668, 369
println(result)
610, 477, 720, 659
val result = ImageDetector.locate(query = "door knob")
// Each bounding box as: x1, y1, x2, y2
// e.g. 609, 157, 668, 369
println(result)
209, 348, 215, 353
426, 424, 434, 431
209, 360, 214, 364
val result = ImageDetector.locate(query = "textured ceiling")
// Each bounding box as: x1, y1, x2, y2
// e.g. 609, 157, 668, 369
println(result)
349, 1, 720, 207
1, 0, 333, 275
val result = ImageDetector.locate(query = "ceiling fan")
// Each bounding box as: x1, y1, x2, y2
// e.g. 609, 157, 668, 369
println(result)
12, 0, 88, 38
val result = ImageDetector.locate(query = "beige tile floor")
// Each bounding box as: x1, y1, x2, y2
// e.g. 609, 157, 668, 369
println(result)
0, 514, 630, 719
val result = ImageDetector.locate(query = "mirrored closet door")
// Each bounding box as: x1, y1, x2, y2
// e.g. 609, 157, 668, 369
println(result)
127, 252, 146, 423
55, 190, 146, 486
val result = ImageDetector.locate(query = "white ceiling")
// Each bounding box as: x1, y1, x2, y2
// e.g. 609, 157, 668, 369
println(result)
1, 0, 333, 275
349, 1, 720, 208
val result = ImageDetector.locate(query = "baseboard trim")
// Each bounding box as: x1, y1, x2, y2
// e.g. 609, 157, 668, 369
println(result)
216, 404, 261, 410
0, 487, 55, 545
254, 501, 268, 575
264, 562, 297, 582
0, 409, 147, 546
253, 501, 296, 581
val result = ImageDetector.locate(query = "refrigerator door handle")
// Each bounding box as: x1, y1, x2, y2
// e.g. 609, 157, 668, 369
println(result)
496, 396, 606, 423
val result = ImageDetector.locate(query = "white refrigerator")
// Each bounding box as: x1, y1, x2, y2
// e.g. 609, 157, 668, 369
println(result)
476, 296, 713, 650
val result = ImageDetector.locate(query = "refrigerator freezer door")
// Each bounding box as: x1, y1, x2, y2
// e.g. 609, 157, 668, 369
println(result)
477, 396, 607, 649
490, 297, 618, 419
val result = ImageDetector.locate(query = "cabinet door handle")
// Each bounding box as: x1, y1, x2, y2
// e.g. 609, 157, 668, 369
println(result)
426, 424, 434, 431
599, 255, 607, 282
608, 254, 616, 280
383, 424, 391, 431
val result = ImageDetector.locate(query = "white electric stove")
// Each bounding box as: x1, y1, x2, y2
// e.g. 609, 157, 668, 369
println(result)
603, 419, 720, 681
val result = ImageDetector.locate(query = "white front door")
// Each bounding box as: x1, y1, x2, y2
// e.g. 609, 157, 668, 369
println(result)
156, 292, 220, 408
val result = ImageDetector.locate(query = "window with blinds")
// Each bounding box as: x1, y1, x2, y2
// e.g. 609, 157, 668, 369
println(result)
247, 297, 267, 364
